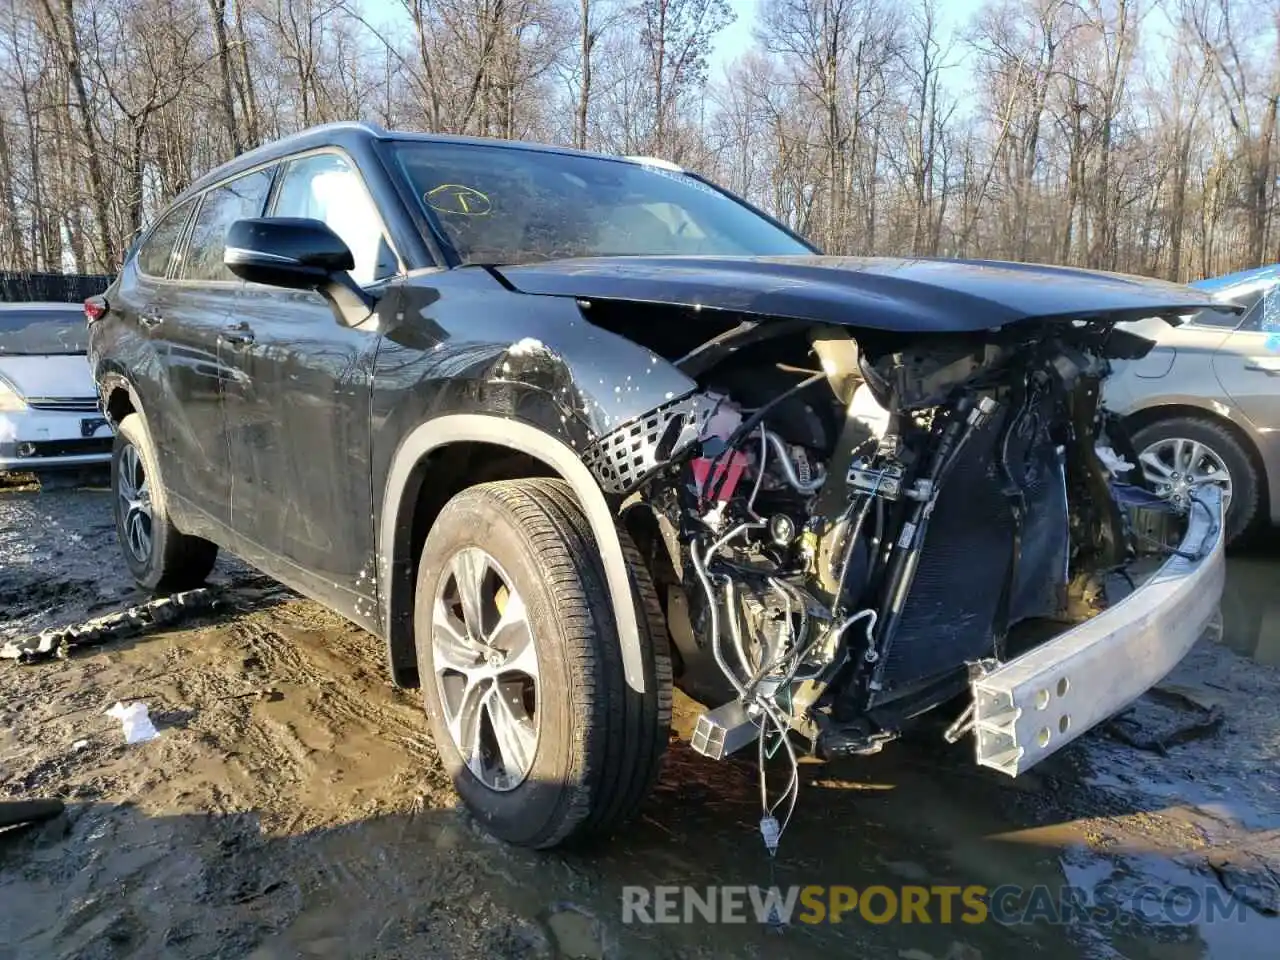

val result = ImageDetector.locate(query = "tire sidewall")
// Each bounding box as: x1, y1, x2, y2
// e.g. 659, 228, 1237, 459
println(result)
413, 491, 591, 846
111, 415, 169, 591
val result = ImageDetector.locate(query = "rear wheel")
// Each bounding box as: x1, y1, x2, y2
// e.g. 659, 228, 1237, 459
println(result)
111, 413, 218, 591
1131, 415, 1261, 545
414, 478, 671, 848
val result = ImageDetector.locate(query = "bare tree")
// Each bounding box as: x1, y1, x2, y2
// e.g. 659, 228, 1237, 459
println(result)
635, 0, 733, 157
0, 0, 1275, 276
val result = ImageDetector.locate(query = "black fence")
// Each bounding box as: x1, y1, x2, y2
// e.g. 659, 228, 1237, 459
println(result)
0, 271, 114, 305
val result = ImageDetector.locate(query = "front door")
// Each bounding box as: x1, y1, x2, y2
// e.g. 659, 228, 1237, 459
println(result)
1214, 284, 1280, 429
221, 149, 401, 626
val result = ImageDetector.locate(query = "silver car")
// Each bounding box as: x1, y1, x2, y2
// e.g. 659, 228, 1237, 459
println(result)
1105, 265, 1280, 543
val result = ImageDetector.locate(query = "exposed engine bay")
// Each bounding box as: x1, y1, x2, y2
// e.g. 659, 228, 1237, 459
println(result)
579, 313, 1215, 848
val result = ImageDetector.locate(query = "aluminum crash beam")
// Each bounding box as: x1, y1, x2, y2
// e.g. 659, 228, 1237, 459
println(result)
971, 486, 1226, 777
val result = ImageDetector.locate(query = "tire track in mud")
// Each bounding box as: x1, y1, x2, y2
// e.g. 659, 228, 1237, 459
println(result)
182, 603, 457, 838
161, 603, 468, 917
227, 608, 439, 764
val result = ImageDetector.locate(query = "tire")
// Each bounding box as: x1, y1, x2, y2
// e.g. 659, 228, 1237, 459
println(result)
111, 413, 218, 591
414, 478, 672, 849
1130, 415, 1262, 545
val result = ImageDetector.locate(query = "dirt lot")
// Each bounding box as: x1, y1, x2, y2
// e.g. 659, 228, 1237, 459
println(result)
2, 477, 1278, 959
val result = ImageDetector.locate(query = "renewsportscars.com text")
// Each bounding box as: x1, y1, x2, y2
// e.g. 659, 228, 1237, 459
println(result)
620, 883, 1248, 927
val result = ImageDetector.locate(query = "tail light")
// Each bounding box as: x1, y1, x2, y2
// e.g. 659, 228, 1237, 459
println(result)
84, 296, 108, 324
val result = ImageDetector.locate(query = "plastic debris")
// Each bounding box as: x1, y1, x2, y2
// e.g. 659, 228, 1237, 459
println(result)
0, 588, 217, 664
1095, 444, 1135, 476
0, 799, 65, 828
105, 701, 159, 744
1105, 685, 1223, 754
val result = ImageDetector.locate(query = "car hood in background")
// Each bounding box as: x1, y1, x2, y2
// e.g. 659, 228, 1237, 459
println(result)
0, 354, 96, 398
495, 256, 1223, 333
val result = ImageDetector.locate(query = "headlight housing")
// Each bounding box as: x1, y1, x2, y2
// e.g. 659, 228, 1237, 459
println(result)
0, 375, 28, 412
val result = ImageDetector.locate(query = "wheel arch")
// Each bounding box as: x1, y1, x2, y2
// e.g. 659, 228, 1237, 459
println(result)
379, 415, 648, 694
1124, 401, 1272, 524
98, 371, 141, 426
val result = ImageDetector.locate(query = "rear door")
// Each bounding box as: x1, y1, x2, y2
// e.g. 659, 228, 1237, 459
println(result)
221, 149, 400, 623
106, 196, 196, 457
156, 168, 275, 534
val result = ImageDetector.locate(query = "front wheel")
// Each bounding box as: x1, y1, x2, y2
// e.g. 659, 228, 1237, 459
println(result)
1131, 415, 1261, 545
111, 413, 218, 591
414, 478, 671, 849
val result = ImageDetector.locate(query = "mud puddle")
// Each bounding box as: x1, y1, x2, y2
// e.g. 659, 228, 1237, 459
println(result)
2, 483, 1279, 958
1220, 549, 1280, 667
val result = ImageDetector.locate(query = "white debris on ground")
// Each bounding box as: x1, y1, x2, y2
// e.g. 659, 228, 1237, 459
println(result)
105, 701, 159, 744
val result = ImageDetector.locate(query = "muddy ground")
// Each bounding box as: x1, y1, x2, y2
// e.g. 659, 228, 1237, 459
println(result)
1, 477, 1278, 959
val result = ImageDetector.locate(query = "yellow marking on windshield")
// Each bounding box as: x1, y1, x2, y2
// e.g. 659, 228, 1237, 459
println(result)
426, 184, 492, 216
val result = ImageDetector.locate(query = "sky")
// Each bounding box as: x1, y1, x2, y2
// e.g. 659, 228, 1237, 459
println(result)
708, 0, 987, 91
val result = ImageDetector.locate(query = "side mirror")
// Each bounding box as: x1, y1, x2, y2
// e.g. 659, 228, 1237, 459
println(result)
224, 218, 374, 321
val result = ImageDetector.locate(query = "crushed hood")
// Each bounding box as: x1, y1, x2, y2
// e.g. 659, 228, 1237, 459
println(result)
495, 256, 1224, 333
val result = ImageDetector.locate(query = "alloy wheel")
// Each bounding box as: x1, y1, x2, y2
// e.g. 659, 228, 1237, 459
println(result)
117, 443, 153, 563
431, 546, 540, 792
1137, 437, 1232, 512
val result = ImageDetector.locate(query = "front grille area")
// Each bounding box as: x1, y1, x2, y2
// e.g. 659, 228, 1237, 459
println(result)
0, 437, 112, 459
26, 397, 100, 412
880, 409, 1014, 691
878, 396, 1069, 697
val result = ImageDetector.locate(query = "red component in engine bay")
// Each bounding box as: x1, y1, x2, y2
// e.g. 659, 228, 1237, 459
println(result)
690, 452, 749, 502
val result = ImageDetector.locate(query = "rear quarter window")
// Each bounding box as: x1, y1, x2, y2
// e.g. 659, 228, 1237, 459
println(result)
136, 199, 195, 278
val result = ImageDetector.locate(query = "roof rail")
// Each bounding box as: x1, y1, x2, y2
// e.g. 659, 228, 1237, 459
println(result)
290, 120, 389, 139
622, 155, 684, 172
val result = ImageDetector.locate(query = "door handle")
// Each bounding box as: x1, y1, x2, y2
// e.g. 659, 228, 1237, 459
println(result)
218, 324, 256, 347
1244, 356, 1280, 375
139, 313, 163, 329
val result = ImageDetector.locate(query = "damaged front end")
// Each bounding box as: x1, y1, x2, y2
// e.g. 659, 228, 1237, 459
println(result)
575, 308, 1226, 793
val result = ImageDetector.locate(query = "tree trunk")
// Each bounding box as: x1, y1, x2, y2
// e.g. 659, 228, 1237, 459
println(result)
234, 0, 260, 147
40, 0, 115, 268
0, 114, 29, 271
208, 0, 243, 154
576, 0, 592, 150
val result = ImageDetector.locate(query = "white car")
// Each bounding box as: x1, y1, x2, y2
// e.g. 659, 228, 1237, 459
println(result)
0, 302, 113, 473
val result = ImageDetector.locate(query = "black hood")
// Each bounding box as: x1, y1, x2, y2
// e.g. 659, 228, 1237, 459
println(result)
495, 255, 1223, 333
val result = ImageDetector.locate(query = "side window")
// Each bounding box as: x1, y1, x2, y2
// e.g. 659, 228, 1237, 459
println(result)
271, 153, 397, 287
181, 168, 274, 282
136, 200, 194, 278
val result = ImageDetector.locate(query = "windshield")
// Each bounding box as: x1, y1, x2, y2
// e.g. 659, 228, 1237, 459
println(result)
0, 309, 87, 355
390, 142, 812, 265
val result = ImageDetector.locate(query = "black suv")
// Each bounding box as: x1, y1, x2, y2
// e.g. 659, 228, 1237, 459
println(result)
90, 122, 1224, 849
